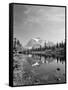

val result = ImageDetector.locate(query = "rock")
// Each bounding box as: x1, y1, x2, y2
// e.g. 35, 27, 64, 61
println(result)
56, 78, 61, 81
56, 68, 60, 71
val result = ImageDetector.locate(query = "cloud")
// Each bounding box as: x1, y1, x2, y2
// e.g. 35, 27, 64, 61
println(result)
23, 6, 65, 28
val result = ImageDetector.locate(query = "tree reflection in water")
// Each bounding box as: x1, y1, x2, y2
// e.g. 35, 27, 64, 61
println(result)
13, 53, 66, 86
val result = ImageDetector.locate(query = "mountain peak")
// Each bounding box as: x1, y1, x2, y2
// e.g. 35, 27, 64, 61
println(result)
24, 38, 54, 49
25, 37, 42, 49
32, 37, 42, 43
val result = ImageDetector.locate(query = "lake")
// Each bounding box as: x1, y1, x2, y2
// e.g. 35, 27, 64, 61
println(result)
13, 53, 66, 85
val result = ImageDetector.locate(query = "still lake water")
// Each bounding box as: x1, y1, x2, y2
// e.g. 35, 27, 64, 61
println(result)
14, 53, 66, 85
22, 54, 66, 84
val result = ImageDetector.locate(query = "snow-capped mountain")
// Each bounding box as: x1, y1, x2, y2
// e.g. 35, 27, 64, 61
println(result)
25, 37, 43, 49
24, 37, 54, 49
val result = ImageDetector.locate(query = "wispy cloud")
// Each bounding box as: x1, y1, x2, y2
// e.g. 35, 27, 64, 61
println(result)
23, 5, 65, 29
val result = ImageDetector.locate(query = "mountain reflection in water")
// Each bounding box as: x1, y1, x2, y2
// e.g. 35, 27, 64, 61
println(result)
13, 53, 66, 86
24, 54, 65, 84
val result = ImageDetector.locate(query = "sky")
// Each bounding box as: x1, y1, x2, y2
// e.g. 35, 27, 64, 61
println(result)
13, 4, 65, 46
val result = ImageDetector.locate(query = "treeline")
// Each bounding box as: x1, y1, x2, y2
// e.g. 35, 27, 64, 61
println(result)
13, 38, 23, 53
27, 41, 65, 52
23, 41, 65, 59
